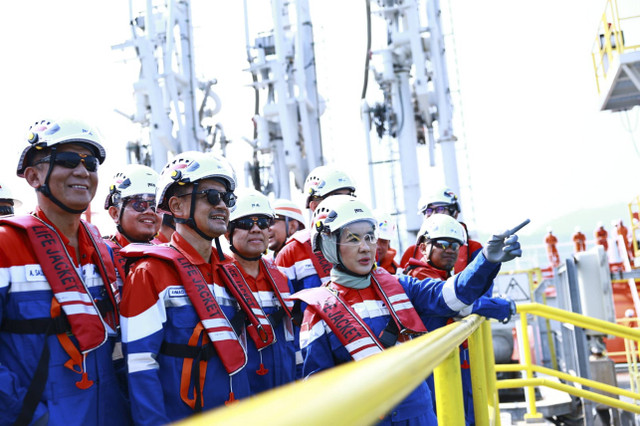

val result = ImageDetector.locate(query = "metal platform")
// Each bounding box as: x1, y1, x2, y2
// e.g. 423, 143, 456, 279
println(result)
599, 50, 640, 112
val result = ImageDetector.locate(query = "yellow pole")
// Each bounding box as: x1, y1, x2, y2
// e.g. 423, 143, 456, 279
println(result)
481, 321, 501, 425
518, 313, 542, 420
468, 324, 490, 426
434, 348, 465, 426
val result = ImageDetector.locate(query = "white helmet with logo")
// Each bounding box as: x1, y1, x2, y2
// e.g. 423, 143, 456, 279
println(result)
311, 194, 375, 251
0, 181, 22, 207
375, 211, 397, 241
417, 213, 466, 245
104, 164, 159, 209
156, 151, 237, 212
229, 190, 275, 222
17, 118, 106, 177
417, 187, 460, 215
273, 198, 306, 228
303, 165, 356, 208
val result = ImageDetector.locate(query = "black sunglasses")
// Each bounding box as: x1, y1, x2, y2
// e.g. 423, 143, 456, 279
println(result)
179, 188, 236, 208
431, 239, 461, 251
124, 197, 156, 213
35, 152, 99, 172
234, 216, 273, 231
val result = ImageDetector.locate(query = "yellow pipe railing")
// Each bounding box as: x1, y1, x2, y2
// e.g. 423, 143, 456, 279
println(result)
498, 303, 640, 419
176, 315, 486, 426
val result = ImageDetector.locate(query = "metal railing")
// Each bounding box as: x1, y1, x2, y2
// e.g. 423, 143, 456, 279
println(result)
496, 303, 640, 421
176, 314, 494, 426
591, 0, 640, 95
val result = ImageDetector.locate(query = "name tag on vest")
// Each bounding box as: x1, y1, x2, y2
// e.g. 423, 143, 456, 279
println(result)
25, 265, 45, 281
169, 288, 187, 297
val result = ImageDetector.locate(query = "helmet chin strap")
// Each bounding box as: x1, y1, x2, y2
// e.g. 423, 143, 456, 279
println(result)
173, 181, 227, 260
36, 147, 87, 215
227, 226, 262, 261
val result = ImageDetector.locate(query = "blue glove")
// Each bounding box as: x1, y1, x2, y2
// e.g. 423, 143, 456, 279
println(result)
472, 296, 516, 323
483, 219, 530, 263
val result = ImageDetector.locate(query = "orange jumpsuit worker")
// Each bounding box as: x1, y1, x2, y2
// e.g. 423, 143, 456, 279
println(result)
572, 226, 586, 253
545, 228, 560, 267
615, 219, 634, 266
594, 222, 609, 252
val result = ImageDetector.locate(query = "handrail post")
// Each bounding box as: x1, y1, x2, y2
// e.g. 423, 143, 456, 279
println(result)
434, 347, 465, 425
517, 313, 542, 420
469, 321, 490, 426
481, 321, 500, 425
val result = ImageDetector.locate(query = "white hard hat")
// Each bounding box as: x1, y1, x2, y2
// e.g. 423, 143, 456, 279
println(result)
17, 118, 106, 177
229, 190, 275, 222
104, 164, 159, 209
375, 211, 396, 241
417, 187, 460, 215
303, 165, 356, 208
0, 182, 22, 207
273, 198, 306, 228
417, 213, 466, 245
156, 151, 237, 212
311, 194, 375, 251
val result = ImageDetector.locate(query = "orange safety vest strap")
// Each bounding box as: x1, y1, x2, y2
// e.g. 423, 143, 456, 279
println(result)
290, 287, 384, 361
219, 263, 276, 350
121, 243, 247, 375
0, 215, 108, 353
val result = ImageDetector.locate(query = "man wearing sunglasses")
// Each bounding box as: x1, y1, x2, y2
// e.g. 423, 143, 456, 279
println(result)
119, 151, 259, 424
400, 186, 483, 274
222, 190, 297, 393
104, 164, 161, 281
0, 118, 131, 425
405, 213, 515, 425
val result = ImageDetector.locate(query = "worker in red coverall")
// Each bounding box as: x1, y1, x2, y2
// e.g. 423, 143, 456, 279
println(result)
572, 226, 586, 253
375, 211, 399, 274
615, 219, 634, 266
594, 222, 609, 252
544, 228, 560, 267
400, 187, 483, 274
404, 213, 515, 426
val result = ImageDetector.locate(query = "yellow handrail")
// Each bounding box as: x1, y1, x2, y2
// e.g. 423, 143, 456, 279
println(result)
499, 302, 640, 419
176, 315, 485, 426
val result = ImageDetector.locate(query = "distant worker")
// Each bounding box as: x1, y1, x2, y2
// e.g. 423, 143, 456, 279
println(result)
615, 219, 634, 265
0, 180, 22, 216
572, 226, 586, 253
400, 187, 483, 274
594, 221, 609, 252
268, 198, 306, 259
103, 164, 161, 280
375, 211, 400, 274
544, 228, 560, 267
405, 213, 515, 425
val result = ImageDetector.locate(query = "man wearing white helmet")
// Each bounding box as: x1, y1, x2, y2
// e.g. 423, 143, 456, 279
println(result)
103, 164, 161, 280
119, 151, 256, 424
0, 118, 130, 425
400, 186, 483, 274
405, 214, 515, 425
375, 211, 400, 274
221, 190, 296, 394
268, 198, 306, 259
290, 195, 527, 425
275, 165, 356, 293
0, 180, 23, 216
